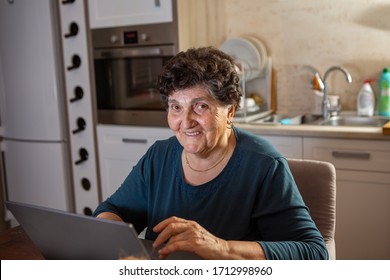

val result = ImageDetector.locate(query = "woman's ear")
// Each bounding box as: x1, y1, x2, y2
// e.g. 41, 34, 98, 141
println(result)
228, 105, 235, 119
226, 106, 235, 129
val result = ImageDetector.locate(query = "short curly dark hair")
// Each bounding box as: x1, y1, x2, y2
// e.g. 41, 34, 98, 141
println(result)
158, 46, 242, 110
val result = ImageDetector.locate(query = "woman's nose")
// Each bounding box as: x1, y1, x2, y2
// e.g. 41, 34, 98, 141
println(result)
181, 109, 197, 128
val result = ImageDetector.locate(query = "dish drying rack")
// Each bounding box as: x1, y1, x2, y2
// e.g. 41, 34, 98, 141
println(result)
233, 58, 273, 123
219, 36, 274, 123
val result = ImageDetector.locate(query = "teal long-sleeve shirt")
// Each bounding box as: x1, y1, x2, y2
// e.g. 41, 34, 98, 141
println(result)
94, 128, 328, 260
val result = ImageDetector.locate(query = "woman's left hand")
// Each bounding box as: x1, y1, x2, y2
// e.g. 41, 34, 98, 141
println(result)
152, 216, 229, 259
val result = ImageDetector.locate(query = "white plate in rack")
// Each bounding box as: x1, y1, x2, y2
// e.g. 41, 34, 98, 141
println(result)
242, 35, 268, 73
219, 37, 262, 81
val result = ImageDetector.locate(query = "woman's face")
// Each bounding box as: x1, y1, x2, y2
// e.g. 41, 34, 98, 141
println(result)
167, 86, 234, 156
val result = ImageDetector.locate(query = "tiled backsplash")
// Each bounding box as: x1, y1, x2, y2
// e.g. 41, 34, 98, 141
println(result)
224, 0, 390, 115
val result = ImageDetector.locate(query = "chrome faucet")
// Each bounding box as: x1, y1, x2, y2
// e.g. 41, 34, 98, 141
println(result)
320, 66, 352, 119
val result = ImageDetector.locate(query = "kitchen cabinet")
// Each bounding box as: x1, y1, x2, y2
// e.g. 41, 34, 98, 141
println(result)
335, 170, 390, 260
97, 125, 172, 200
87, 0, 225, 51
303, 137, 390, 259
87, 0, 173, 29
257, 135, 303, 159
176, 0, 225, 51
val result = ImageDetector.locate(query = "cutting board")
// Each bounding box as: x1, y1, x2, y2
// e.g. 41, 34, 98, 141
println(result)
383, 121, 390, 135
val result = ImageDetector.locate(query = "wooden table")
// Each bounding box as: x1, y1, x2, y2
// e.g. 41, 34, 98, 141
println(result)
0, 226, 44, 260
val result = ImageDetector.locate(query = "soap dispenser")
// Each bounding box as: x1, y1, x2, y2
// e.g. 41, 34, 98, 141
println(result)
379, 68, 390, 116
357, 80, 375, 117
311, 73, 325, 116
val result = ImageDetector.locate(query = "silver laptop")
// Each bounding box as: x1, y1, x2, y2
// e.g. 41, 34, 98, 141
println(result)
6, 201, 201, 260
5, 201, 165, 260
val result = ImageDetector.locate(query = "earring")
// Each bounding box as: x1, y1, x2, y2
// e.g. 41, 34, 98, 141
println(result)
226, 119, 234, 129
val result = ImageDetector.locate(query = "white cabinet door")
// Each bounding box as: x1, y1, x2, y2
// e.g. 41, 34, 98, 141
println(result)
259, 135, 303, 159
335, 170, 390, 260
97, 125, 172, 200
303, 137, 390, 259
88, 0, 173, 29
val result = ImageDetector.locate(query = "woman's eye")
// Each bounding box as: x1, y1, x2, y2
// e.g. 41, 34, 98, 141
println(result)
194, 103, 208, 114
169, 104, 181, 112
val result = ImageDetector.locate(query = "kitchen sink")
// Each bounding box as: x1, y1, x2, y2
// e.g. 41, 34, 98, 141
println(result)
318, 116, 390, 127
250, 114, 322, 125
249, 113, 390, 127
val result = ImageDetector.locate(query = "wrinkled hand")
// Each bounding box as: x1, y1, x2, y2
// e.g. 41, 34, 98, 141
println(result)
152, 216, 229, 259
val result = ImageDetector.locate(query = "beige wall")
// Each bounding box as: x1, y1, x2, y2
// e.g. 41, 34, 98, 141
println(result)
222, 0, 390, 115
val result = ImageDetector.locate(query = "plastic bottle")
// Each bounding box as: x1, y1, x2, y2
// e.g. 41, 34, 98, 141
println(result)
378, 68, 390, 116
357, 80, 375, 116
311, 90, 324, 116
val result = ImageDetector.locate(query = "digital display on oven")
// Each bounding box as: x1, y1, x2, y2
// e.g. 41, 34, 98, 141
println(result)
123, 31, 138, 44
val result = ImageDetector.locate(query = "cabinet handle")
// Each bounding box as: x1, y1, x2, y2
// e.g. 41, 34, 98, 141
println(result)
72, 117, 86, 134
75, 148, 89, 165
62, 0, 75, 4
122, 138, 147, 144
64, 22, 79, 38
332, 151, 370, 160
70, 86, 84, 102
67, 55, 81, 71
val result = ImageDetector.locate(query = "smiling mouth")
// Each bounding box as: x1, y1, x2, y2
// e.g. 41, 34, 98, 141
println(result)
184, 131, 201, 136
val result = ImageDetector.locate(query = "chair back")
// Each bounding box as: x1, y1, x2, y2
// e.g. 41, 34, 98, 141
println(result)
287, 158, 336, 260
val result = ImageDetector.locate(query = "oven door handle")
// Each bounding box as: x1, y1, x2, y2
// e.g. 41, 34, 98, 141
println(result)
94, 46, 174, 59
122, 138, 148, 144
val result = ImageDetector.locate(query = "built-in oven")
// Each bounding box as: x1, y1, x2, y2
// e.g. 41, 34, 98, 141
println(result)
91, 21, 178, 126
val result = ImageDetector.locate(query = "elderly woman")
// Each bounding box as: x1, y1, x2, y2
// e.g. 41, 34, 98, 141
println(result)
94, 47, 328, 260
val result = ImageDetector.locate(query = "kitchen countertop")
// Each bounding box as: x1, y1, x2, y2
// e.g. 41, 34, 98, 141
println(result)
236, 122, 390, 140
